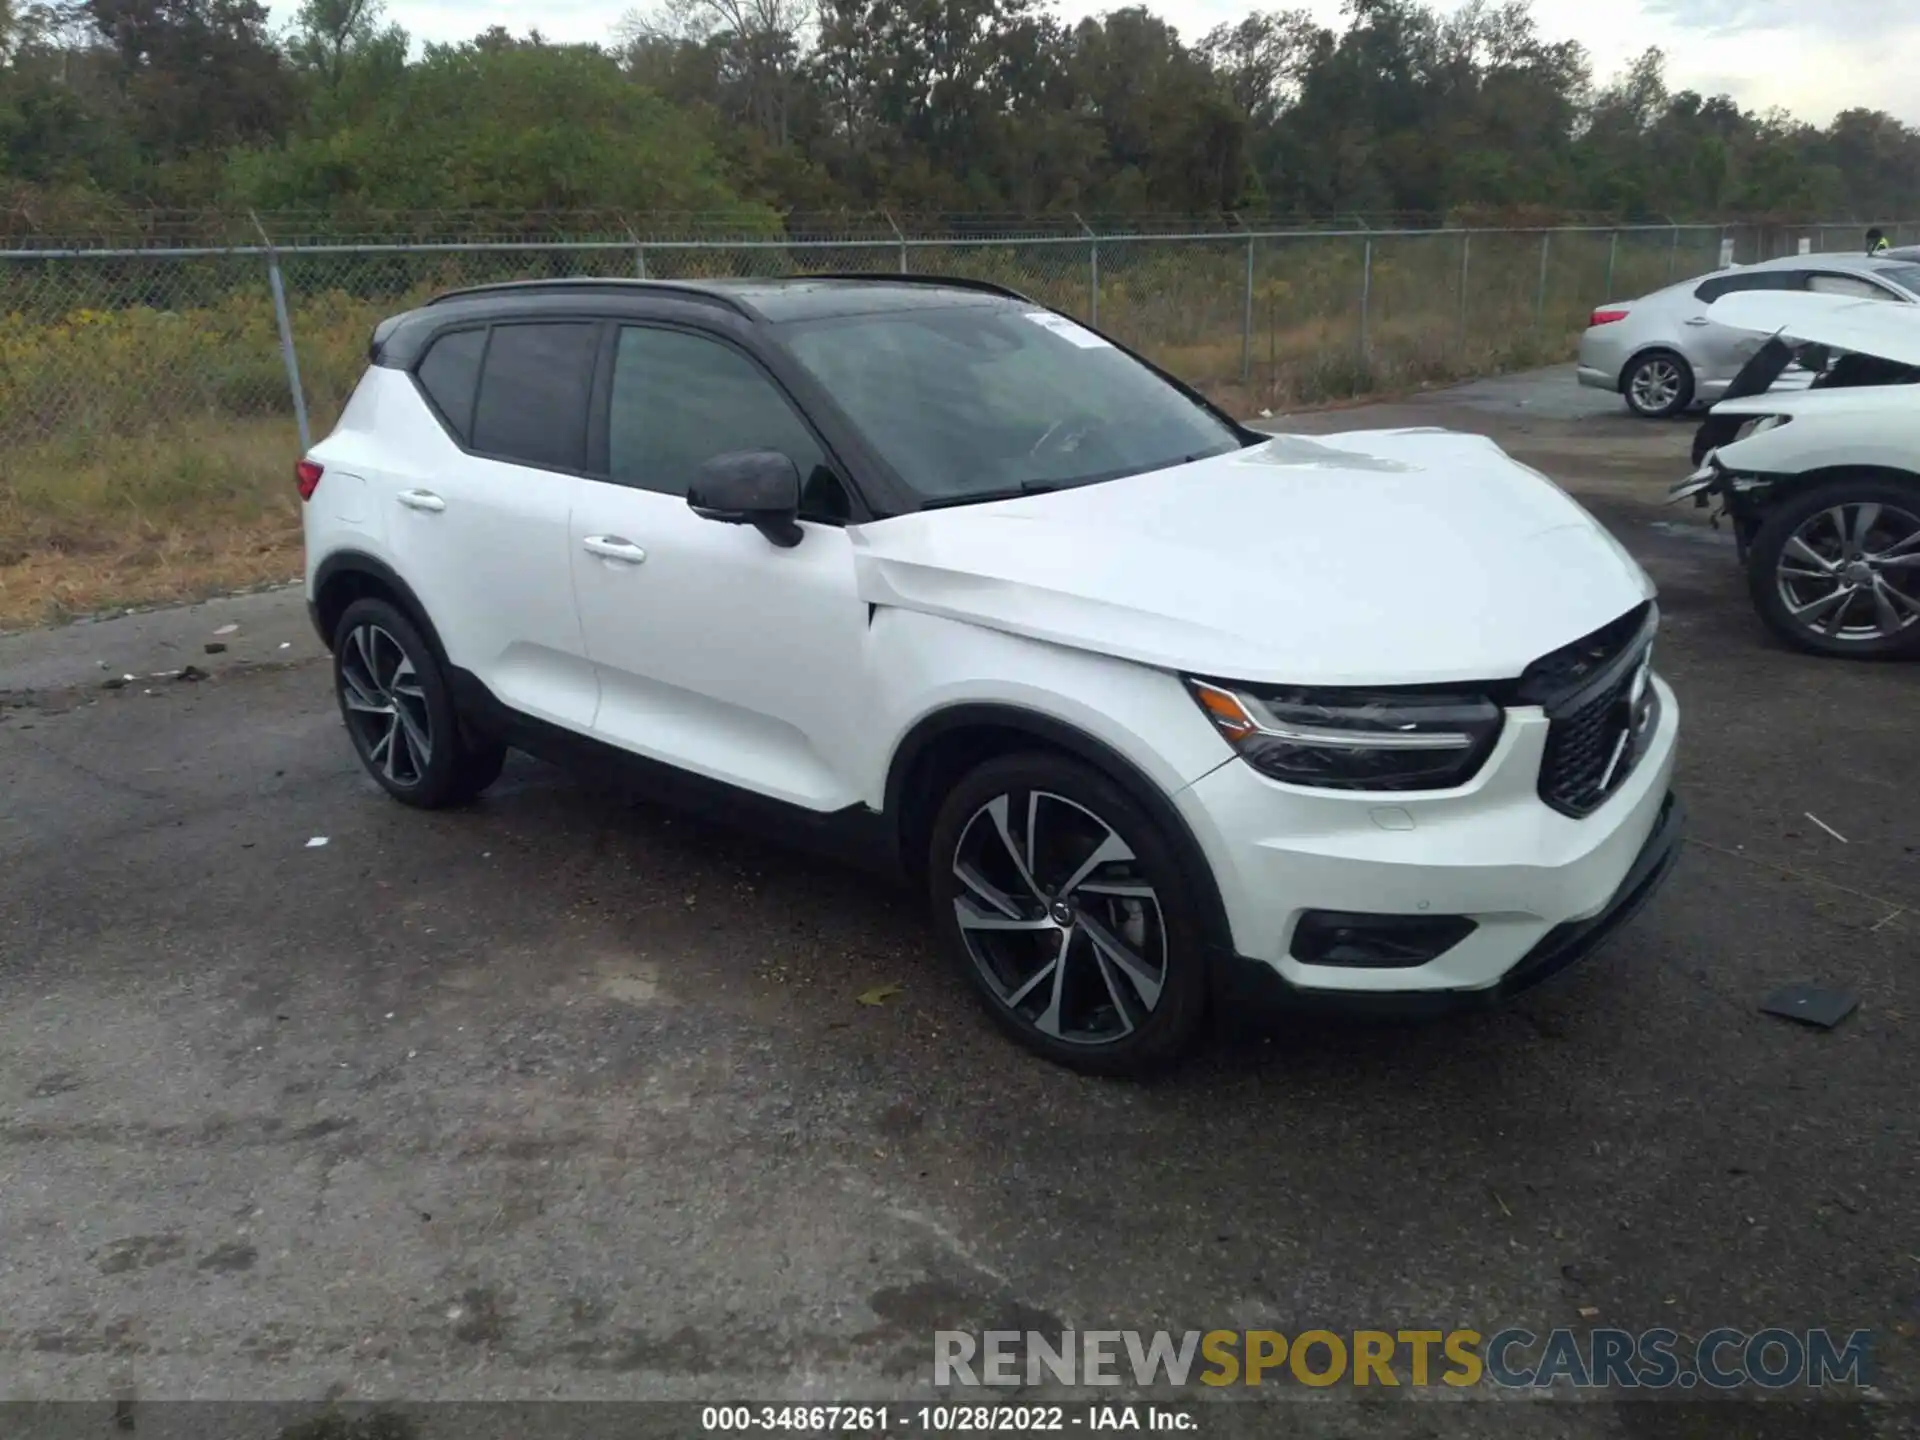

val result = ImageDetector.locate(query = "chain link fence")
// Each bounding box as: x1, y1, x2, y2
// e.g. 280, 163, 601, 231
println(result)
3, 216, 1915, 467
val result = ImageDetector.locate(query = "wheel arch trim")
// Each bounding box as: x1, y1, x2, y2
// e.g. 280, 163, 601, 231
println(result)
882, 702, 1235, 957
311, 551, 448, 666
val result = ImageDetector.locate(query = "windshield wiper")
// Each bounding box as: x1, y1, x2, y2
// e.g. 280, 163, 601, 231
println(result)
919, 480, 1067, 511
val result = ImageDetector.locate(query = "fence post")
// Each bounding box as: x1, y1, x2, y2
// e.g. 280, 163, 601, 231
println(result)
1242, 234, 1255, 385
252, 212, 311, 454
626, 222, 648, 279
884, 210, 907, 274
1604, 231, 1618, 302
1668, 226, 1679, 279
1458, 232, 1470, 353
1535, 232, 1550, 334
1075, 214, 1099, 326
1359, 236, 1372, 355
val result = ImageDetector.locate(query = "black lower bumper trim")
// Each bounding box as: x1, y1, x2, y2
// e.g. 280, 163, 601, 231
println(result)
1214, 791, 1685, 1021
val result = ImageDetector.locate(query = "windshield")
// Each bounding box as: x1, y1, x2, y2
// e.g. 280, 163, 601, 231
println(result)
777, 304, 1246, 503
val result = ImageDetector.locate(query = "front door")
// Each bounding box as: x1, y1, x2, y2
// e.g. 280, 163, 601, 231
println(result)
568, 324, 871, 812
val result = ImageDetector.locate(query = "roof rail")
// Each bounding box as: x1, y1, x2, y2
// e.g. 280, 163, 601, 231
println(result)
424, 277, 754, 316
797, 272, 1037, 304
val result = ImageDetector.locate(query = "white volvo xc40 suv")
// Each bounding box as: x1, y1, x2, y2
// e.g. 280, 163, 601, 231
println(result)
302, 275, 1683, 1074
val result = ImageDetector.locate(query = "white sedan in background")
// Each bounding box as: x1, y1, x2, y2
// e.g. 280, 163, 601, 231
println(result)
1674, 290, 1920, 657
1578, 253, 1920, 417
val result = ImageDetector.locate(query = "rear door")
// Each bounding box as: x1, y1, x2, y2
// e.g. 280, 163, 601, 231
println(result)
384, 321, 601, 731
1687, 271, 1804, 386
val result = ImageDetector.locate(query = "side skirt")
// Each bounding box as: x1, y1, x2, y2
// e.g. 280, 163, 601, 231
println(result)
446, 668, 906, 884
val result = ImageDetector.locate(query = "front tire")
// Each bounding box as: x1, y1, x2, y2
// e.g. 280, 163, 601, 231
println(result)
927, 752, 1209, 1077
332, 597, 508, 807
1623, 350, 1694, 419
1746, 478, 1920, 659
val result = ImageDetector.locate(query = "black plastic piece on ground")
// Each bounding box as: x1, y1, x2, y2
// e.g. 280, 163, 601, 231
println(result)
1760, 983, 1859, 1030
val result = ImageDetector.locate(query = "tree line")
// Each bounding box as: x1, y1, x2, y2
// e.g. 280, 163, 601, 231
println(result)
1, 0, 1916, 232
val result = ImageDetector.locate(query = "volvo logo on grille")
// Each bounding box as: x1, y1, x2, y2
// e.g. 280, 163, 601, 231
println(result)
1599, 649, 1655, 794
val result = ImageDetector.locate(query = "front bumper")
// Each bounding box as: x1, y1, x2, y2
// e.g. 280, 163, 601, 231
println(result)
1215, 791, 1684, 1019
1178, 671, 1680, 1010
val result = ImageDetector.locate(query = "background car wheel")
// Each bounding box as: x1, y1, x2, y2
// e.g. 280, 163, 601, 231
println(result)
332, 597, 507, 807
1622, 351, 1694, 419
1746, 478, 1920, 659
927, 752, 1209, 1077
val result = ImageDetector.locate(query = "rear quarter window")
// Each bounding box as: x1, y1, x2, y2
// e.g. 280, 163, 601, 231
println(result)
415, 328, 487, 442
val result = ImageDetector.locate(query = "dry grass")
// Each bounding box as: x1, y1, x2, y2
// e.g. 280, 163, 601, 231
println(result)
0, 418, 303, 631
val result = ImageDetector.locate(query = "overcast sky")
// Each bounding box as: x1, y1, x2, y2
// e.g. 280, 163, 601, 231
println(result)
276, 0, 1918, 128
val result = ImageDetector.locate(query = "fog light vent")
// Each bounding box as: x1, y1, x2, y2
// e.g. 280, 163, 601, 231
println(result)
1291, 911, 1477, 969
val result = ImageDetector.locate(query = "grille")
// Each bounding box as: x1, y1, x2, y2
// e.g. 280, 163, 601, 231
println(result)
1527, 604, 1658, 819
1540, 667, 1640, 816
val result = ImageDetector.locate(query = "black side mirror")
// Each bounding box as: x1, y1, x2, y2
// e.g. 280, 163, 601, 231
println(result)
687, 450, 804, 549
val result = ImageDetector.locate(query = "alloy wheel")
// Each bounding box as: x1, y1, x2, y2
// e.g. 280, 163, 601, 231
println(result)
339, 623, 434, 786
1630, 358, 1682, 413
1775, 502, 1920, 643
950, 790, 1168, 1046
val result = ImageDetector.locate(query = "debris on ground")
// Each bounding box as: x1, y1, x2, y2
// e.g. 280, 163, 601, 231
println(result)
1804, 812, 1848, 844
205, 642, 227, 654
857, 983, 905, 1007
100, 676, 129, 691
174, 665, 207, 683
1761, 983, 1859, 1030
305, 837, 330, 850
213, 623, 239, 636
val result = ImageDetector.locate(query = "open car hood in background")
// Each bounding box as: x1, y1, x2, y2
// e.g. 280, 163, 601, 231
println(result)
1709, 290, 1920, 370
1691, 291, 1920, 466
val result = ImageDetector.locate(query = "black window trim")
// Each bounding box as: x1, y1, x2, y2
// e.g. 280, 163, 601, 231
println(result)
409, 316, 611, 482
594, 316, 873, 526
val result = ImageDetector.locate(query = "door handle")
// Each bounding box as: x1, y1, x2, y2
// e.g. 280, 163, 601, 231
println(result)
397, 489, 446, 513
583, 535, 648, 565
1683, 316, 1711, 327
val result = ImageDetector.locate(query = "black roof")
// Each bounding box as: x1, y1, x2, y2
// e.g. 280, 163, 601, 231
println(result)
424, 273, 1035, 323
371, 273, 1040, 367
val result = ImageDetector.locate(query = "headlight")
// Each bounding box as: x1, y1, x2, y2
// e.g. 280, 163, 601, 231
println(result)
1185, 679, 1504, 791
1733, 414, 1790, 442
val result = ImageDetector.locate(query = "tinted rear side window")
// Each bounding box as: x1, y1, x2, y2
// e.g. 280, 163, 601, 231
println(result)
415, 328, 487, 442
471, 322, 599, 471
1694, 271, 1801, 303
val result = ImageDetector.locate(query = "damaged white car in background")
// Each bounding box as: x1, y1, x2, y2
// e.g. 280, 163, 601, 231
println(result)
1674, 290, 1920, 658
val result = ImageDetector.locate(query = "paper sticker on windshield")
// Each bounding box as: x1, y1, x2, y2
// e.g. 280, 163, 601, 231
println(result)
1023, 311, 1111, 349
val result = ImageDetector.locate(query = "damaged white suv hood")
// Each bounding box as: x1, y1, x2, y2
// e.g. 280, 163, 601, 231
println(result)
851, 429, 1653, 688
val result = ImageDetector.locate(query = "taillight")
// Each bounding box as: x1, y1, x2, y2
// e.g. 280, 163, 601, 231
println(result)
295, 459, 324, 501
1589, 308, 1629, 327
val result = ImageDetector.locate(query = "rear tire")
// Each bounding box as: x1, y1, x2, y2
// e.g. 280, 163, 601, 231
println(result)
1746, 477, 1920, 659
927, 752, 1209, 1077
332, 597, 508, 807
1623, 350, 1694, 419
